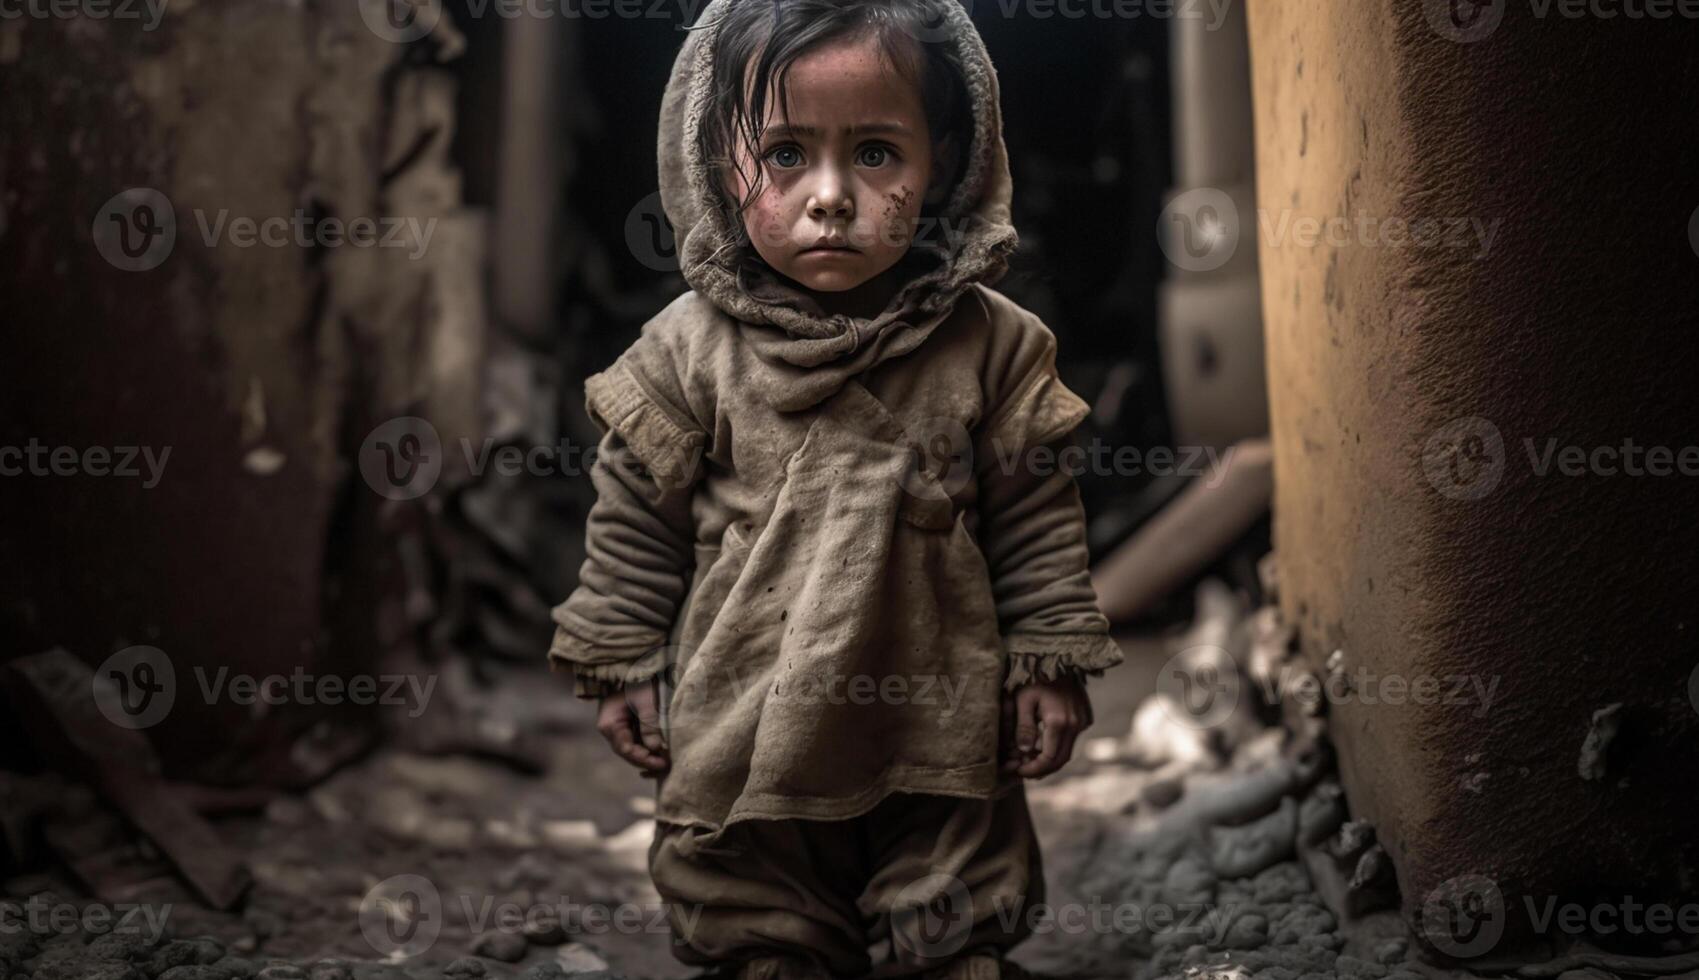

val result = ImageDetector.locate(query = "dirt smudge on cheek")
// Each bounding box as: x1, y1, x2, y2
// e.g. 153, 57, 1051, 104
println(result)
886, 186, 916, 218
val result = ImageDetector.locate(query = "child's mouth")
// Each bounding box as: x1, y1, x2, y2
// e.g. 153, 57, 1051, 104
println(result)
799, 244, 861, 257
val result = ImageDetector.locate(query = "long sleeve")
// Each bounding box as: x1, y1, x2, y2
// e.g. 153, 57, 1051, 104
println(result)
975, 434, 1125, 690
549, 428, 698, 700
970, 296, 1123, 691
549, 333, 709, 701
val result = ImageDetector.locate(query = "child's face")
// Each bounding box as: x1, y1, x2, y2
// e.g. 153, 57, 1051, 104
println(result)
727, 33, 940, 296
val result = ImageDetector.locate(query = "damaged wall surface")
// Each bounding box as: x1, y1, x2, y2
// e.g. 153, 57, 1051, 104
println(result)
0, 4, 484, 784
1247, 0, 1699, 957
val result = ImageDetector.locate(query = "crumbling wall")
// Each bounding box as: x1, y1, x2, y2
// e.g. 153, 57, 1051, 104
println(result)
1248, 0, 1699, 958
0, 3, 483, 784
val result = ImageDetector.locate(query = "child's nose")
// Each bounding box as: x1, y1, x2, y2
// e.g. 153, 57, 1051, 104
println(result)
806, 180, 854, 220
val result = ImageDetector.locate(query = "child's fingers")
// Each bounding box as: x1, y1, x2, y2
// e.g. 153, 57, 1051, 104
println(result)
614, 724, 669, 771
1020, 712, 1063, 777
1014, 689, 1042, 755
598, 706, 668, 772
635, 708, 668, 756
1020, 711, 1085, 779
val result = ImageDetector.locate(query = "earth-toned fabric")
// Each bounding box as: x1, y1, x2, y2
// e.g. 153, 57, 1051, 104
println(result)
548, 0, 1122, 843
650, 787, 1044, 978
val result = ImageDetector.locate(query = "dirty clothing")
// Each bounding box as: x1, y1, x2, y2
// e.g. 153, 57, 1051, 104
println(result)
549, 0, 1121, 845
547, 0, 1121, 968
651, 786, 1044, 978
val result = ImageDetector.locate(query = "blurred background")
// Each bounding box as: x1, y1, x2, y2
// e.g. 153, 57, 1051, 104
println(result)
1, 0, 1272, 791
4, 1, 1699, 977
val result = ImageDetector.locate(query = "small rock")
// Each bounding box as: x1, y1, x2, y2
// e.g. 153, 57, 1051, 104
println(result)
148, 940, 205, 975
1297, 781, 1346, 846
188, 936, 227, 964
33, 959, 144, 980
554, 942, 610, 975
1577, 702, 1622, 781
523, 915, 569, 946
521, 965, 569, 980
88, 930, 160, 961
1334, 954, 1388, 977
309, 960, 353, 980
159, 966, 233, 980
471, 930, 528, 963
1327, 819, 1375, 861
256, 965, 308, 980
1211, 798, 1298, 879
1218, 912, 1269, 949
443, 957, 487, 978
215, 955, 257, 978
1141, 778, 1184, 809
1373, 938, 1408, 964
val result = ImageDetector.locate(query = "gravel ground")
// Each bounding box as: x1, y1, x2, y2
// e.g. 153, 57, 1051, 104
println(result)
1, 626, 1486, 980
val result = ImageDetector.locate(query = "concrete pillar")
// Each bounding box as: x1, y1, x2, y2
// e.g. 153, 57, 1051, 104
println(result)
1248, 0, 1699, 960
1159, 4, 1267, 452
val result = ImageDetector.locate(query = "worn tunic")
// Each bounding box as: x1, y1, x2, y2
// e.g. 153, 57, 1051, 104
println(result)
548, 0, 1122, 844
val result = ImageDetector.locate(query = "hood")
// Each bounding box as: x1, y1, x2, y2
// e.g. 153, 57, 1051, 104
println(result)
656, 0, 1018, 411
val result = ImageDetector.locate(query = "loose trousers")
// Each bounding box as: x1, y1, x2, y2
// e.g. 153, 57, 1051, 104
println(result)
649, 786, 1045, 978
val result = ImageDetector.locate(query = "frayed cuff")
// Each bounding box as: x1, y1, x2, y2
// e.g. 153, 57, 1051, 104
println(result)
548, 633, 672, 702
1001, 632, 1124, 691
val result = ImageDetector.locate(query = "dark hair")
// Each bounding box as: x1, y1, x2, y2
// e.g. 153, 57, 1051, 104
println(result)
695, 0, 974, 238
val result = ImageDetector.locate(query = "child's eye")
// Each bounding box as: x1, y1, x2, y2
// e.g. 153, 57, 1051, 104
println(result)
765, 145, 804, 169
856, 145, 895, 168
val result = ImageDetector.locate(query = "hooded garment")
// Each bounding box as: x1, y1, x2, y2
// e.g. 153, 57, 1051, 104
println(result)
550, 0, 1123, 844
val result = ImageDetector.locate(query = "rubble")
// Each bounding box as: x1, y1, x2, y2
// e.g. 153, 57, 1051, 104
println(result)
1, 651, 252, 909
1576, 702, 1622, 782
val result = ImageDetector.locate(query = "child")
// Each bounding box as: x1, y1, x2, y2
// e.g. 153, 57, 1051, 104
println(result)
549, 0, 1123, 976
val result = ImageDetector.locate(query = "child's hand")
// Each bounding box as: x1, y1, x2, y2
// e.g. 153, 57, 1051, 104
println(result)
596, 677, 670, 775
1000, 674, 1094, 778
